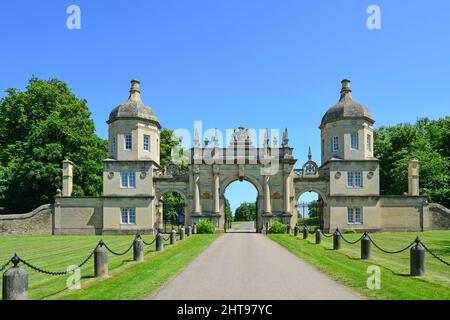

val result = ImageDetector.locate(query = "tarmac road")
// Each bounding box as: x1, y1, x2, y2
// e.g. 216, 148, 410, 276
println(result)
152, 222, 361, 300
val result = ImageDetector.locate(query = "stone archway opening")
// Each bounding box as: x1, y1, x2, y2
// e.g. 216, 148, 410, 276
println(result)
161, 191, 186, 233
223, 179, 259, 233
297, 191, 325, 230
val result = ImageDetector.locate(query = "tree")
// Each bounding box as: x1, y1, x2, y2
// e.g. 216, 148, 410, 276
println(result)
374, 117, 450, 207
307, 200, 318, 218
234, 202, 257, 221
0, 77, 107, 214
225, 198, 233, 223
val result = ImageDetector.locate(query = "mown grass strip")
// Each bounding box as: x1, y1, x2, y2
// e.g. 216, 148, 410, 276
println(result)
268, 232, 450, 300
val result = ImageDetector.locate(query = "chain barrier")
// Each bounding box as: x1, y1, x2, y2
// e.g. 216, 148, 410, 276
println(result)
0, 258, 12, 272
101, 238, 135, 256
419, 241, 450, 266
163, 235, 171, 242
338, 231, 365, 245
141, 236, 157, 246
17, 244, 99, 276
367, 234, 416, 254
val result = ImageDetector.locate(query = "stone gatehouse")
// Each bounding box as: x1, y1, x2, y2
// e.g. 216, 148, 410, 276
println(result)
2, 79, 449, 235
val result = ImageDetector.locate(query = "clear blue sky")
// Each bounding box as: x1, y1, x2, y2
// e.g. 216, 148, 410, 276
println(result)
1, 1, 449, 212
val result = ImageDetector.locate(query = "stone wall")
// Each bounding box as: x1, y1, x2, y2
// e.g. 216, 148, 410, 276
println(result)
425, 203, 450, 230
54, 197, 103, 235
0, 204, 53, 235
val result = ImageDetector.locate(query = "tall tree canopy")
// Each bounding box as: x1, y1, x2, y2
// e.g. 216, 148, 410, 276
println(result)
0, 77, 108, 214
234, 202, 257, 221
374, 117, 450, 207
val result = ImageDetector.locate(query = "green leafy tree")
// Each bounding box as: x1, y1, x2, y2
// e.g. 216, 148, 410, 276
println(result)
234, 202, 257, 221
225, 198, 233, 223
307, 200, 318, 218
374, 117, 450, 207
0, 77, 107, 214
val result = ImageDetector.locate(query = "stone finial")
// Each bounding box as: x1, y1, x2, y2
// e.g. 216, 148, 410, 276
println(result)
308, 146, 312, 160
282, 128, 289, 147
214, 128, 219, 147
263, 128, 269, 147
62, 159, 74, 197
204, 136, 209, 147
339, 79, 353, 101
129, 79, 141, 101
194, 128, 200, 148
408, 157, 420, 196
273, 136, 278, 148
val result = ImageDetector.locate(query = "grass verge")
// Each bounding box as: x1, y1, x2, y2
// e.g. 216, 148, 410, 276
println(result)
0, 234, 218, 300
52, 234, 219, 300
268, 231, 450, 300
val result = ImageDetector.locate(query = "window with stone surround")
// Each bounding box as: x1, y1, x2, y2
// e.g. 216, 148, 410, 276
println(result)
143, 135, 150, 151
125, 134, 132, 150
121, 172, 136, 188
347, 171, 362, 188
121, 208, 136, 224
332, 136, 339, 152
351, 133, 358, 150
347, 207, 362, 224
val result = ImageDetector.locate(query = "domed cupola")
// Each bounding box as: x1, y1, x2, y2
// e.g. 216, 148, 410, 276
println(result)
107, 80, 161, 164
320, 79, 373, 129
108, 80, 160, 127
320, 80, 376, 164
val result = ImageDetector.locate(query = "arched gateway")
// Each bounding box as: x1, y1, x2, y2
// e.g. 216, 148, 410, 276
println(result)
53, 79, 433, 235
155, 126, 301, 232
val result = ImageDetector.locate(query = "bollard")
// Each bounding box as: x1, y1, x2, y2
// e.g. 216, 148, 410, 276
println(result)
2, 256, 28, 300
133, 237, 144, 262
333, 230, 341, 250
410, 239, 425, 276
287, 224, 291, 234
192, 224, 197, 235
315, 228, 322, 244
302, 225, 309, 240
156, 233, 164, 252
187, 226, 192, 237
180, 227, 185, 240
170, 229, 177, 245
361, 233, 371, 260
94, 244, 109, 278
293, 225, 299, 237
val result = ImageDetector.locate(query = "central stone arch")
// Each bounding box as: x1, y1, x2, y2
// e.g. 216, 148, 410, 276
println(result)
220, 171, 264, 231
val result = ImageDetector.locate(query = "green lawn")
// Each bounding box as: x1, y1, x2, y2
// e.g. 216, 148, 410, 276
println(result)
0, 234, 219, 300
268, 230, 450, 300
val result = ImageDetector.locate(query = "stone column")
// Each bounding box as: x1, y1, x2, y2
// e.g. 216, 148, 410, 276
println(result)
284, 175, 290, 213
213, 173, 220, 213
264, 175, 271, 213
193, 170, 201, 213
62, 159, 74, 197
408, 157, 419, 196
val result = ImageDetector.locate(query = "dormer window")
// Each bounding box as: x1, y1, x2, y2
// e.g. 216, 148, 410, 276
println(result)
332, 136, 339, 152
125, 134, 132, 150
351, 134, 358, 150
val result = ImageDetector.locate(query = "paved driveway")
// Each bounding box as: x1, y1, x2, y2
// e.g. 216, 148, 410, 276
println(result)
152, 222, 361, 300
